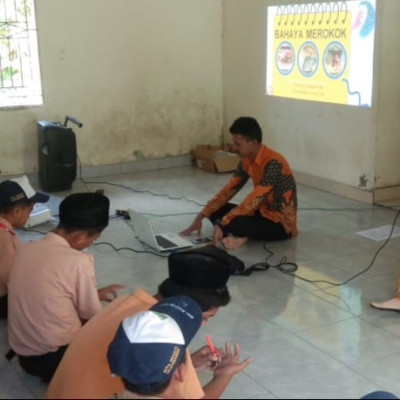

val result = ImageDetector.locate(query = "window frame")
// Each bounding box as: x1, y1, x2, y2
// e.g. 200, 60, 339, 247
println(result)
0, 0, 43, 108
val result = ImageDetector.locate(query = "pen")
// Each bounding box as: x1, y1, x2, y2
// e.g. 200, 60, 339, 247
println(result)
205, 335, 217, 357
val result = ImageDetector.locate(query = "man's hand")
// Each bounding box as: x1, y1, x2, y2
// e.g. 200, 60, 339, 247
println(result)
213, 341, 253, 378
212, 224, 224, 245
98, 284, 125, 302
191, 345, 222, 371
180, 212, 204, 237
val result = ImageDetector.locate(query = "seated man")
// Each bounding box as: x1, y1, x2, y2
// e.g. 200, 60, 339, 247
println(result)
181, 116, 298, 250
0, 175, 49, 319
107, 295, 203, 399
8, 193, 123, 383
46, 249, 252, 399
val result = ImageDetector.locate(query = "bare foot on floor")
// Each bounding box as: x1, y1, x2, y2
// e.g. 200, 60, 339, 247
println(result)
370, 297, 400, 311
222, 235, 248, 250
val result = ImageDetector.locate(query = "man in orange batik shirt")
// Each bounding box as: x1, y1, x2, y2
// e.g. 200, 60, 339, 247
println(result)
182, 116, 298, 250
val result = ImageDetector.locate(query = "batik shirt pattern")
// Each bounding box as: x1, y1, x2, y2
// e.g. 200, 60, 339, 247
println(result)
202, 145, 298, 236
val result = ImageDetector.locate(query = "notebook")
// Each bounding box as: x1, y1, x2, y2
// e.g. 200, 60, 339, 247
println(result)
129, 210, 194, 252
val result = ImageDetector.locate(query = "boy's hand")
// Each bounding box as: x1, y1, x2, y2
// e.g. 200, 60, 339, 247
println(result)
213, 341, 253, 378
98, 284, 125, 302
191, 345, 222, 371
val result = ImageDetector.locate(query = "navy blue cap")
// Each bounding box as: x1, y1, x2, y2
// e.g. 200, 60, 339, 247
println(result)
107, 295, 202, 393
0, 175, 49, 208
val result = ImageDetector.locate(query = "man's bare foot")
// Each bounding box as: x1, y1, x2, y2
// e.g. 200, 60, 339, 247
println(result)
222, 235, 248, 250
370, 297, 400, 311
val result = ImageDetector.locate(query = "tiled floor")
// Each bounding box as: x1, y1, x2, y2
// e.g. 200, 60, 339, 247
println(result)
1, 165, 400, 399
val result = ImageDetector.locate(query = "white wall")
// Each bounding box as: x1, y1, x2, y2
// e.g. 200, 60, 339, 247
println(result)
2, 0, 399, 197
375, 0, 400, 188
0, 0, 223, 176
222, 0, 400, 193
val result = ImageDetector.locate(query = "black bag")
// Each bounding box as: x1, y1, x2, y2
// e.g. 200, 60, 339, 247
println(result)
174, 245, 245, 276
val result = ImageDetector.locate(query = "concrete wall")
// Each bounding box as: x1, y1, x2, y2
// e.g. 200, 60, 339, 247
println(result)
0, 0, 223, 176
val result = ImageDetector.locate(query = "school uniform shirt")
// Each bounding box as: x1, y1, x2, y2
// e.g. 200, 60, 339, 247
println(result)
8, 232, 102, 356
202, 144, 298, 236
0, 217, 20, 297
45, 288, 204, 400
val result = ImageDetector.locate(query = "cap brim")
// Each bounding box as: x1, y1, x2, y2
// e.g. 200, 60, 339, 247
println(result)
30, 192, 50, 203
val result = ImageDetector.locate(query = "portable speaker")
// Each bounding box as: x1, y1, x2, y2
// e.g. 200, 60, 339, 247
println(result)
37, 116, 81, 192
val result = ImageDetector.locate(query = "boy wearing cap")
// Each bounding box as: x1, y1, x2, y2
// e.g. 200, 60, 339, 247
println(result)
8, 192, 124, 383
46, 249, 252, 399
0, 175, 49, 319
107, 295, 203, 399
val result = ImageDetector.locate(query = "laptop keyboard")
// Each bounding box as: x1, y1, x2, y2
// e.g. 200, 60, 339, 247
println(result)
156, 235, 177, 249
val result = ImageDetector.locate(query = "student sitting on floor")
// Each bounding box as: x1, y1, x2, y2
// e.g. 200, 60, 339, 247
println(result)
106, 295, 203, 399
0, 175, 49, 320
45, 248, 252, 399
7, 192, 124, 383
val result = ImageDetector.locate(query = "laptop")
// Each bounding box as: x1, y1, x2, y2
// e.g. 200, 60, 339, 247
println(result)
129, 210, 194, 252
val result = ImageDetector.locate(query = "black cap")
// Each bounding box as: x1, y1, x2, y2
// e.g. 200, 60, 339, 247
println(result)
59, 193, 109, 230
168, 246, 231, 290
0, 175, 49, 209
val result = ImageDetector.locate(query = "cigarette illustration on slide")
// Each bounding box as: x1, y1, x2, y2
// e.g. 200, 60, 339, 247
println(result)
266, 0, 376, 107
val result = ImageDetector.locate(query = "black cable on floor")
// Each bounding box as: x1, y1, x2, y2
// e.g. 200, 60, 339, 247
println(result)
92, 241, 168, 258
252, 210, 400, 286
77, 156, 206, 207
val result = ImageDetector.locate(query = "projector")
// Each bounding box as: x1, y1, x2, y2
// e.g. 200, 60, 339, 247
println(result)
24, 204, 53, 228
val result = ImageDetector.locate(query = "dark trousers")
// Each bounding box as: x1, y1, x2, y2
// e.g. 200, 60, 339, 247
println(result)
209, 203, 290, 241
18, 345, 68, 383
0, 295, 7, 319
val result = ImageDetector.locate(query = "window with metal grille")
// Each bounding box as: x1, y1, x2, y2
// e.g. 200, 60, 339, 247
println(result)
0, 0, 42, 108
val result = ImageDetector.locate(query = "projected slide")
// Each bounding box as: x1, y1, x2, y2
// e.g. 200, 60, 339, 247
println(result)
266, 1, 376, 107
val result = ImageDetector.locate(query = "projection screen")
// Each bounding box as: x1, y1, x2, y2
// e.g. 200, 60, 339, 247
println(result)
266, 0, 376, 107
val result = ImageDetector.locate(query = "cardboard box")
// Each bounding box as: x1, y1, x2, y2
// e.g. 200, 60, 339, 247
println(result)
194, 145, 240, 173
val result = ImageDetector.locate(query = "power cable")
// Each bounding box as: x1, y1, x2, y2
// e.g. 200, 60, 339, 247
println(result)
249, 210, 400, 286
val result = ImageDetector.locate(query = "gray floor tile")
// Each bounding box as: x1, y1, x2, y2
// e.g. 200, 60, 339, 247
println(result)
352, 353, 400, 396
0, 363, 35, 399
197, 369, 275, 400
296, 317, 400, 366
1, 166, 400, 398
250, 290, 354, 333
242, 335, 346, 391
270, 368, 385, 399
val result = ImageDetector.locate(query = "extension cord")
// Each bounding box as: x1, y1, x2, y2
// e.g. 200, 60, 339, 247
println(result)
116, 208, 131, 219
